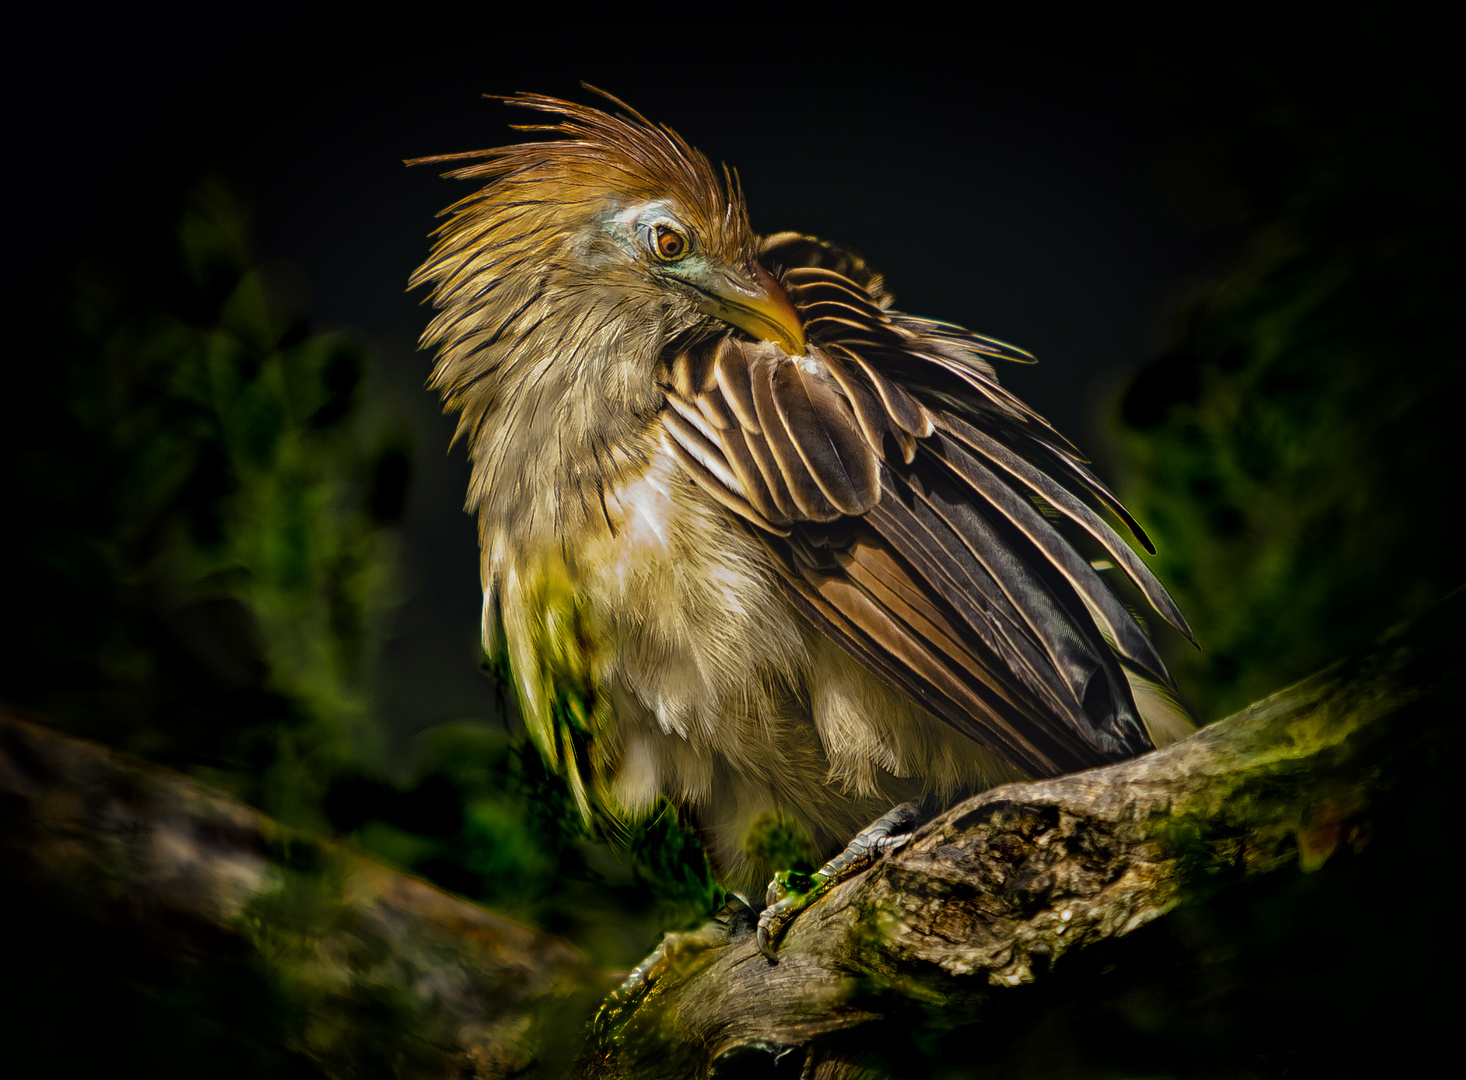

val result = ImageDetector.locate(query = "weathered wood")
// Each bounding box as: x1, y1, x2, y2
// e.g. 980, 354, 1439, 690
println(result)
3, 594, 1457, 1078
587, 593, 1460, 1078
0, 708, 606, 1078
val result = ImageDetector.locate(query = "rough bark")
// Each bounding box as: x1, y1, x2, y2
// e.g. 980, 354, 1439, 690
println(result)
2, 594, 1457, 1078
587, 593, 1460, 1078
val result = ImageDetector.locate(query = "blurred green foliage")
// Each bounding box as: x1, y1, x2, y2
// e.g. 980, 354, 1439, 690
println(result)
5, 166, 725, 1077
3, 177, 405, 828
0, 174, 718, 972
327, 723, 722, 963
1114, 13, 1463, 720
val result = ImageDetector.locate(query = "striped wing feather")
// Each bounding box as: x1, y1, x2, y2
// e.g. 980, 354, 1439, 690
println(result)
660, 246, 1194, 779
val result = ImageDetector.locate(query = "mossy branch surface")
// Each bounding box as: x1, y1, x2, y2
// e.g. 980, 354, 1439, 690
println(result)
587, 592, 1459, 1079
2, 594, 1457, 1078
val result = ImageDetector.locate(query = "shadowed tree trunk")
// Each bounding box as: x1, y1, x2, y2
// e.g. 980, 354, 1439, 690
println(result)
0, 708, 608, 1078
3, 593, 1459, 1078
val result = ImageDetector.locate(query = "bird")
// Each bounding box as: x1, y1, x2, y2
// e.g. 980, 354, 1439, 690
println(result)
409, 89, 1194, 907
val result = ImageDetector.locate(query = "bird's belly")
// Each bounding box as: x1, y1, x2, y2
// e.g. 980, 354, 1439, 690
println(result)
497, 446, 1015, 888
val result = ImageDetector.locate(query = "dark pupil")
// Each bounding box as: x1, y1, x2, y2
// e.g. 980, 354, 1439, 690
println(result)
658, 229, 683, 258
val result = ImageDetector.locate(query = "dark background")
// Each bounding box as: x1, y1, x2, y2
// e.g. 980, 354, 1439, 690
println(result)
5, 3, 1461, 1076
15, 8, 1241, 749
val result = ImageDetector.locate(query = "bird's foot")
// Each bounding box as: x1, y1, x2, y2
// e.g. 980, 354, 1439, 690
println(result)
596, 894, 756, 1039
756, 799, 925, 961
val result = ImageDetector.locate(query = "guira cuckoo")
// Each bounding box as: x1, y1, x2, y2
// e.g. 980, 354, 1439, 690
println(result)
410, 91, 1193, 910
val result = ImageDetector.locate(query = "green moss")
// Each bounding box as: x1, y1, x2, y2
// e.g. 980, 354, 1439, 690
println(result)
741, 812, 820, 876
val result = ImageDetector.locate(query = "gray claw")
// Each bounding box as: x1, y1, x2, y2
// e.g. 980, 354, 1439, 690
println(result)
754, 799, 926, 962
756, 889, 809, 962
756, 918, 776, 962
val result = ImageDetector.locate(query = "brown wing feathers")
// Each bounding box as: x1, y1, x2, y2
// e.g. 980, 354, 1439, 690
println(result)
660, 254, 1191, 777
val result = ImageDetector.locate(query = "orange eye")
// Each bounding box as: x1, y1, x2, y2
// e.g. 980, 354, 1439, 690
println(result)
655, 225, 687, 261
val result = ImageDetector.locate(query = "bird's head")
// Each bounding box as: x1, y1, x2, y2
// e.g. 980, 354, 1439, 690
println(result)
410, 92, 805, 422
590, 190, 807, 359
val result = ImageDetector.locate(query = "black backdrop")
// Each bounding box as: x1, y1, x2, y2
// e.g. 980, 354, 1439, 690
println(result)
15, 9, 1247, 746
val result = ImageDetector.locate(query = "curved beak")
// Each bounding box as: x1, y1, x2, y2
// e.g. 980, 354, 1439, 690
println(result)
695, 262, 806, 356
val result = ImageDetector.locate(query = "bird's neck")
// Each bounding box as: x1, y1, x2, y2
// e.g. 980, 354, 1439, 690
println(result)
445, 283, 669, 549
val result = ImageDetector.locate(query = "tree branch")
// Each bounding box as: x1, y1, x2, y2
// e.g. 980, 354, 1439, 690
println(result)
3, 594, 1457, 1078
587, 593, 1461, 1078
0, 708, 606, 1078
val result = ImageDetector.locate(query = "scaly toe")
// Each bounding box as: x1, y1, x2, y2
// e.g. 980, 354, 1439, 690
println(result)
754, 800, 926, 962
